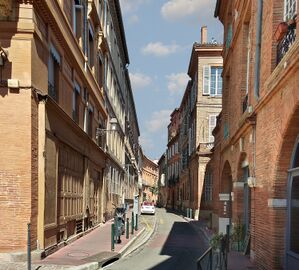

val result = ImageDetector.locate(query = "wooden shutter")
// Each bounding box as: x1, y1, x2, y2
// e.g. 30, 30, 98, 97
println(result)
209, 115, 217, 142
203, 65, 210, 95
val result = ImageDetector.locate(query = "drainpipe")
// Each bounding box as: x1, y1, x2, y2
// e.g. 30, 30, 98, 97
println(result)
254, 0, 263, 99
84, 0, 88, 72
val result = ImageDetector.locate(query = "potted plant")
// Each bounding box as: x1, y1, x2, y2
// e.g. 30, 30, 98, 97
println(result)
274, 22, 288, 42
210, 233, 225, 251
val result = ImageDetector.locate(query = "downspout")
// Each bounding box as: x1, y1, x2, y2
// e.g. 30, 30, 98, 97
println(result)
84, 0, 88, 72
254, 0, 263, 99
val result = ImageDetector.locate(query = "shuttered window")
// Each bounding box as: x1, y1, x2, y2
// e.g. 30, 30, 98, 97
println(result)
203, 65, 210, 95
209, 115, 217, 142
203, 66, 222, 96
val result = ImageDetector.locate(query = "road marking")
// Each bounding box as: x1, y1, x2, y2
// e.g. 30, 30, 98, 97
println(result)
160, 218, 164, 225
141, 216, 152, 231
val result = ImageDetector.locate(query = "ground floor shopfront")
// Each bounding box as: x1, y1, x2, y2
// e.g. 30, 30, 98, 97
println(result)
40, 99, 107, 251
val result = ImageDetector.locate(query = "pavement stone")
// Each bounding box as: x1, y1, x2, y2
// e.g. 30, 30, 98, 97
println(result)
0, 211, 154, 270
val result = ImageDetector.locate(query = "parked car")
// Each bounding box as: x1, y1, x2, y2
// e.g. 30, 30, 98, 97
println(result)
141, 201, 155, 215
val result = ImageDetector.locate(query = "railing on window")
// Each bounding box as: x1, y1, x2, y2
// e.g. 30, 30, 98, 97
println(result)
48, 81, 57, 101
242, 94, 248, 114
277, 21, 296, 64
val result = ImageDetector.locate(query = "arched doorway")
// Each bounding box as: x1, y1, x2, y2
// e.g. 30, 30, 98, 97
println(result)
286, 137, 299, 269
236, 153, 251, 237
219, 161, 233, 234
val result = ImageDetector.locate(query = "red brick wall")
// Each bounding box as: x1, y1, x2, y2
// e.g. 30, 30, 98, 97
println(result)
0, 89, 33, 251
213, 0, 299, 269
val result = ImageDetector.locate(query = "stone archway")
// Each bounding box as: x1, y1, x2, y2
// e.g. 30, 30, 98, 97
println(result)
219, 161, 233, 234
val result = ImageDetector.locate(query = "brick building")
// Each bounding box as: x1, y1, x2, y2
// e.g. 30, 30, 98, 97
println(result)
0, 0, 139, 258
141, 152, 159, 204
210, 0, 299, 269
166, 108, 180, 209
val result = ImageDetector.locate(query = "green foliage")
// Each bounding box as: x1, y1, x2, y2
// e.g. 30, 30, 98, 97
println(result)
150, 186, 159, 195
210, 233, 225, 250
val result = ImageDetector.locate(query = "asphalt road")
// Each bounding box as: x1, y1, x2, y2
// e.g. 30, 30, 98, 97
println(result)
103, 208, 208, 270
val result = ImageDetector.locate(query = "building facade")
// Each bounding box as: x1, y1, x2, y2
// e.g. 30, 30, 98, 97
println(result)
164, 27, 222, 218
141, 153, 159, 204
166, 109, 180, 209
0, 0, 139, 256
188, 28, 223, 219
211, 0, 299, 269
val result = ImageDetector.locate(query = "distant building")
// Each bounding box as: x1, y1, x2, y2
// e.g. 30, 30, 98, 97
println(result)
164, 27, 222, 218
166, 109, 180, 209
141, 152, 159, 203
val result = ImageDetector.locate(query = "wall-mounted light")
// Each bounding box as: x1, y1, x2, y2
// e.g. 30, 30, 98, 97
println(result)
96, 117, 118, 139
0, 46, 8, 67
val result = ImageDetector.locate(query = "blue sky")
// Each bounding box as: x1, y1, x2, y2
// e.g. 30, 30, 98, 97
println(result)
119, 0, 223, 160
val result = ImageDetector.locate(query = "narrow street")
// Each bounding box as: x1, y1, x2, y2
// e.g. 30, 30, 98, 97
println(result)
104, 208, 208, 270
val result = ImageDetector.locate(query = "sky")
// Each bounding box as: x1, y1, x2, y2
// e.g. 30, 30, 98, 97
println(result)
119, 0, 223, 160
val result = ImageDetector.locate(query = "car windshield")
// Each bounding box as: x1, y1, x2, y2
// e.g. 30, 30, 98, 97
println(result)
142, 202, 152, 206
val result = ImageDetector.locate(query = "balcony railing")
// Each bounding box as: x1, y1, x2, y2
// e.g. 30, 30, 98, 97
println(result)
277, 21, 296, 64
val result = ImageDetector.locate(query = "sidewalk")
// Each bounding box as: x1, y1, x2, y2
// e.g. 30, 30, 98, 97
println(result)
182, 214, 257, 270
0, 214, 149, 270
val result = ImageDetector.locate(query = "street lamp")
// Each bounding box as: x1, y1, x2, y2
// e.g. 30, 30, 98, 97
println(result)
96, 117, 118, 139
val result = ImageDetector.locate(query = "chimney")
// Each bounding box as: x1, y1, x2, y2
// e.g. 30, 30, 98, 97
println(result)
201, 26, 207, 44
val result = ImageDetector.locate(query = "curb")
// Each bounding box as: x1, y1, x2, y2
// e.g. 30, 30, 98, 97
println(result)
121, 216, 157, 257
119, 227, 146, 256
72, 262, 100, 270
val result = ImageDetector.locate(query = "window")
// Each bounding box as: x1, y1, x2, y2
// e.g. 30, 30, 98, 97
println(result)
209, 115, 217, 142
98, 56, 103, 88
226, 23, 232, 50
73, 0, 83, 45
203, 66, 223, 96
284, 0, 297, 21
224, 122, 229, 139
87, 106, 93, 137
204, 170, 213, 202
72, 81, 81, 123
48, 44, 61, 101
88, 24, 95, 69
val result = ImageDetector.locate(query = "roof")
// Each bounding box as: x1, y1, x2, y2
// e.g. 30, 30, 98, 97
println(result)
113, 0, 130, 64
187, 42, 223, 77
214, 0, 221, 17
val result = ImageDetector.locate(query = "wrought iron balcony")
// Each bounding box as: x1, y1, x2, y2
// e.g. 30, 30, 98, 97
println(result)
277, 21, 296, 64
242, 94, 248, 114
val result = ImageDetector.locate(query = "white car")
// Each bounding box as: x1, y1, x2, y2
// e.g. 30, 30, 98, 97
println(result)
141, 202, 155, 215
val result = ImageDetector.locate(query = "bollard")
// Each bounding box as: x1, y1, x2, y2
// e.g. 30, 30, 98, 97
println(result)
111, 223, 115, 251
190, 208, 193, 219
27, 223, 31, 270
135, 214, 138, 231
126, 218, 129, 239
131, 212, 134, 235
